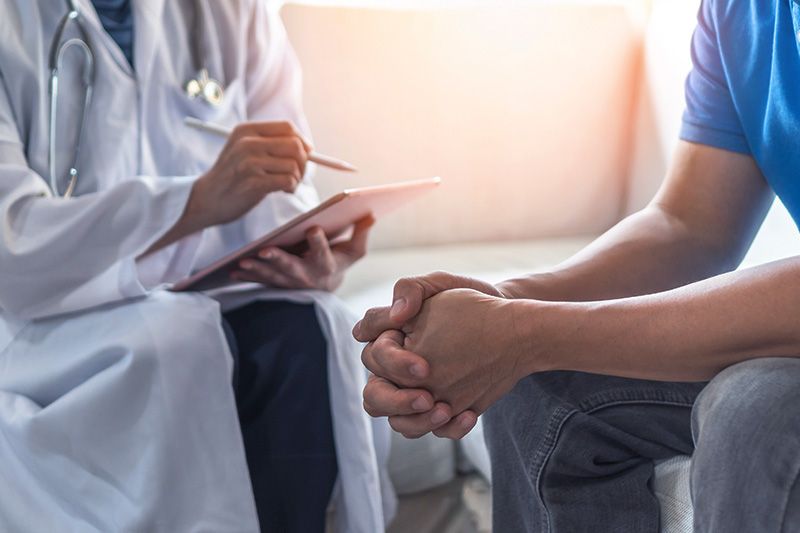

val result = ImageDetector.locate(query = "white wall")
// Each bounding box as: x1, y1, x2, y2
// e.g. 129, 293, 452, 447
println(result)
626, 0, 800, 266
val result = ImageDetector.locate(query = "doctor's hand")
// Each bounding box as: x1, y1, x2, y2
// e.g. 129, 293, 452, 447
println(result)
145, 121, 313, 257
230, 216, 374, 292
361, 288, 526, 440
190, 121, 313, 228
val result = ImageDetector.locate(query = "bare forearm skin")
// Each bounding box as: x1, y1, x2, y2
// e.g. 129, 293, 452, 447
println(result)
510, 256, 800, 382
497, 204, 750, 303
498, 142, 774, 304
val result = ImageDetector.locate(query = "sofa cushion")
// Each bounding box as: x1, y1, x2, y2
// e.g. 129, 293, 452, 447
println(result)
336, 236, 594, 311
652, 455, 693, 533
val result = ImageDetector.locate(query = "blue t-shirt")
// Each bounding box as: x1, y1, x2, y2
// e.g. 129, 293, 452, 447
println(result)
91, 0, 134, 67
680, 0, 800, 224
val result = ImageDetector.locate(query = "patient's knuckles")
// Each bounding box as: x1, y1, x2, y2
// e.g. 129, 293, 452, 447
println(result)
373, 332, 399, 354
389, 419, 428, 440
429, 270, 458, 286
441, 426, 471, 440
373, 332, 407, 369
362, 399, 378, 417
394, 276, 422, 297
360, 343, 378, 370
363, 399, 389, 418
432, 425, 462, 440
360, 306, 391, 338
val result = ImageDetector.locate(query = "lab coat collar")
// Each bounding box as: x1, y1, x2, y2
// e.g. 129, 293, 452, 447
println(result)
71, 0, 166, 86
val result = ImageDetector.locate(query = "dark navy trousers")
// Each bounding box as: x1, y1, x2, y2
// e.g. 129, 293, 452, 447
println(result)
223, 300, 337, 533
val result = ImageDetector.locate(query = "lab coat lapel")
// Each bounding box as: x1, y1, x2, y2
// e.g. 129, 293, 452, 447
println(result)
131, 0, 167, 89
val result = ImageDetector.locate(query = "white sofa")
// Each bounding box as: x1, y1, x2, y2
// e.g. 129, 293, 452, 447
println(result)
280, 1, 800, 531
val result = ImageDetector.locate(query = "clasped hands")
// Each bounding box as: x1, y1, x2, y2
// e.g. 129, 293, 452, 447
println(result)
354, 272, 528, 439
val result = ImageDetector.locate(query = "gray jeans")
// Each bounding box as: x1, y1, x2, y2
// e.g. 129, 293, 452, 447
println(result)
483, 358, 800, 532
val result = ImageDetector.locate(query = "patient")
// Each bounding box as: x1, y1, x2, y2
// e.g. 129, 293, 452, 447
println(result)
354, 0, 800, 530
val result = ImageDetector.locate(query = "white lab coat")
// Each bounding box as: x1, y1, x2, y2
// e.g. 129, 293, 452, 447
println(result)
0, 1, 393, 531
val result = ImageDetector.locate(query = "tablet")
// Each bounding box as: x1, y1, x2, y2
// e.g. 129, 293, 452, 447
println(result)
171, 177, 441, 292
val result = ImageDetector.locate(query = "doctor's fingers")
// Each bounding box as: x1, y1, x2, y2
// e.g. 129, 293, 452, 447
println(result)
362, 373, 435, 418
260, 245, 329, 282
330, 216, 375, 264
234, 253, 312, 289
304, 226, 336, 270
219, 149, 301, 194
236, 136, 309, 180
231, 121, 313, 153
360, 330, 431, 385
244, 158, 303, 195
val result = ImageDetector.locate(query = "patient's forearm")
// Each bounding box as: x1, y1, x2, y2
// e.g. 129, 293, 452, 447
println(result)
499, 142, 773, 304
514, 256, 800, 382
497, 205, 745, 302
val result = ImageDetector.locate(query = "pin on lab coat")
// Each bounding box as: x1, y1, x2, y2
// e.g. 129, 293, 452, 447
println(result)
0, 1, 393, 531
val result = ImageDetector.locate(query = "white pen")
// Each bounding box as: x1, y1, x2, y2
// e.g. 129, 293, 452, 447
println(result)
184, 117, 358, 172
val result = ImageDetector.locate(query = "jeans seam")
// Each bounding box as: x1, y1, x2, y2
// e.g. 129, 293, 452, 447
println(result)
578, 388, 700, 413
529, 388, 698, 533
779, 457, 800, 532
584, 398, 697, 415
530, 404, 577, 533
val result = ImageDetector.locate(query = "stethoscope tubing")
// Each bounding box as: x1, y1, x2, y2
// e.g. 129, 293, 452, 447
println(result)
47, 0, 223, 198
49, 5, 95, 199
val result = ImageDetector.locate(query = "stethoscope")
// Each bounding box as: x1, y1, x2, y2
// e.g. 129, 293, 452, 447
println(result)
48, 0, 225, 198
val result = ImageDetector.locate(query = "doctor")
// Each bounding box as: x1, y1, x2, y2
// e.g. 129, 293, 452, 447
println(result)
0, 1, 391, 532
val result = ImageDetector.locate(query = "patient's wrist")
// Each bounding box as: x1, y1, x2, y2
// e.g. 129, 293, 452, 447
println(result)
503, 299, 578, 378
496, 273, 555, 301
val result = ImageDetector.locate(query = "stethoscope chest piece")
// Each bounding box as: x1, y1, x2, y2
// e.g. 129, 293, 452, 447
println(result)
186, 68, 224, 107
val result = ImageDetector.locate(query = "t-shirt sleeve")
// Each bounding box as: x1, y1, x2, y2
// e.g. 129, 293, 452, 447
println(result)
679, 0, 751, 155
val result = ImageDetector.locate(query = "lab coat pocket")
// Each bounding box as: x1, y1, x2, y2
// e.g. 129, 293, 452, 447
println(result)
169, 78, 245, 126
167, 78, 246, 173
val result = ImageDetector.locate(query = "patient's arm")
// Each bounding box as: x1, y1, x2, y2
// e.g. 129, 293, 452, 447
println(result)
496, 141, 773, 303
356, 141, 776, 439
356, 140, 773, 327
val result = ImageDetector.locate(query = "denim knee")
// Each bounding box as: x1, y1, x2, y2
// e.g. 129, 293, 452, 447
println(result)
484, 371, 700, 533
692, 358, 800, 533
692, 357, 800, 442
